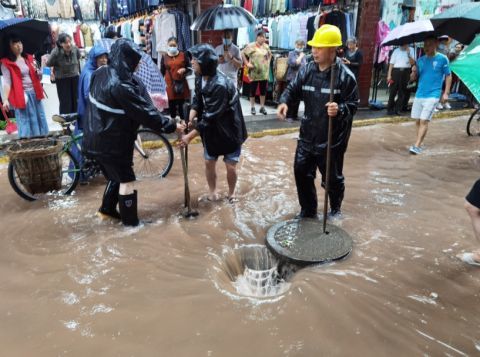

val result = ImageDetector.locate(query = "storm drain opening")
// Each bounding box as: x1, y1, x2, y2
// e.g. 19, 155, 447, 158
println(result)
215, 245, 298, 299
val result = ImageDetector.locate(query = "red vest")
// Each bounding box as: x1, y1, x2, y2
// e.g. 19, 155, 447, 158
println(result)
0, 54, 44, 109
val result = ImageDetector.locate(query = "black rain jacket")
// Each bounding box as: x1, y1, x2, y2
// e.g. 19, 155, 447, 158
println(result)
188, 44, 247, 156
83, 39, 176, 164
279, 57, 358, 154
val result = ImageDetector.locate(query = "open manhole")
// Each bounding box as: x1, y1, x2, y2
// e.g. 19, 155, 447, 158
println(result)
211, 245, 296, 301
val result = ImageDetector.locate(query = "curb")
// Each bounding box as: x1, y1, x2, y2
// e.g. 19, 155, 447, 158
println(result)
248, 108, 474, 139
0, 109, 474, 166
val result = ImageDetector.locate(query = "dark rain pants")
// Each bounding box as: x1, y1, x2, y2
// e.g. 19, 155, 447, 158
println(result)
294, 144, 346, 216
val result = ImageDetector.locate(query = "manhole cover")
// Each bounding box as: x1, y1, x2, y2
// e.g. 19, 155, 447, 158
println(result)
266, 219, 353, 265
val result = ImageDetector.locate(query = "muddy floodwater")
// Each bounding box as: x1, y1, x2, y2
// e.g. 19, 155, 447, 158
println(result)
1, 117, 479, 356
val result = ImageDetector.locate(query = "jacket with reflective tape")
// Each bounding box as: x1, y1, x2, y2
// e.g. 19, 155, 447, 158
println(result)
279, 57, 358, 154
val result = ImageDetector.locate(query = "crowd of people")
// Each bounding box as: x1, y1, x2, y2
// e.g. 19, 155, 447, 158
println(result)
0, 23, 479, 267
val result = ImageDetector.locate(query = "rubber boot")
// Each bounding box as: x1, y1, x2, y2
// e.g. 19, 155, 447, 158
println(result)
329, 189, 344, 217
98, 181, 121, 219
118, 190, 139, 226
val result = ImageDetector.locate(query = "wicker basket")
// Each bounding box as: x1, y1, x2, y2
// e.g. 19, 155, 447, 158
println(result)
7, 138, 64, 194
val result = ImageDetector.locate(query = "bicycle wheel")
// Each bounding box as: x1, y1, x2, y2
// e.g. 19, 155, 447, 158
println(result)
133, 128, 174, 179
8, 150, 80, 201
466, 108, 480, 136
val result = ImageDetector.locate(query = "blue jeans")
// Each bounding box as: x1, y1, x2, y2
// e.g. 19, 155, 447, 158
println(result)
14, 90, 49, 138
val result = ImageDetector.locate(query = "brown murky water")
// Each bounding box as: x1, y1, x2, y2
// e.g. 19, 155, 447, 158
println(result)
1, 116, 479, 356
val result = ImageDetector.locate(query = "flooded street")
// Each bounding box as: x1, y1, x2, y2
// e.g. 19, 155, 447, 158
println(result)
0, 116, 479, 356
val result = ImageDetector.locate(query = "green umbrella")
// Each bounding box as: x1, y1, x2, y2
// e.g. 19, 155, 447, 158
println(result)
451, 34, 480, 103
431, 3, 480, 45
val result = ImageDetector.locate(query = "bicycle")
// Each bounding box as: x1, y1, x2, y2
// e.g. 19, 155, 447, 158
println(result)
8, 113, 174, 201
466, 108, 480, 136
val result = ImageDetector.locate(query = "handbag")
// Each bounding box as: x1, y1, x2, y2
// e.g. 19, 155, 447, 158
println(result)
0, 103, 18, 135
275, 57, 288, 81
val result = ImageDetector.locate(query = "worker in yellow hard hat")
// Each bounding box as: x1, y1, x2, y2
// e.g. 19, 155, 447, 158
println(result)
276, 24, 359, 218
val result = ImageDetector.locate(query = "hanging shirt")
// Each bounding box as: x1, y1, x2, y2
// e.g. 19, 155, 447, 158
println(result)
154, 12, 177, 53
132, 18, 142, 45
81, 23, 93, 48
58, 0, 75, 18
46, 0, 61, 18
237, 27, 250, 49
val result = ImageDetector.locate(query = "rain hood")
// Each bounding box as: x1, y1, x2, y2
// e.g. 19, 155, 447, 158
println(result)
188, 44, 218, 77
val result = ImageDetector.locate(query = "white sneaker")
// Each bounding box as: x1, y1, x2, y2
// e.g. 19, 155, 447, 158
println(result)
436, 103, 444, 110
444, 102, 451, 110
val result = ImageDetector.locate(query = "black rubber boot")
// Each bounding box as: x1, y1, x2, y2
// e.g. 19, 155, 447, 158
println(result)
329, 189, 344, 217
98, 181, 121, 219
118, 190, 139, 226
295, 211, 317, 219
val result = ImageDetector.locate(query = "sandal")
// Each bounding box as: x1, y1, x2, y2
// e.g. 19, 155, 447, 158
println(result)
227, 196, 239, 204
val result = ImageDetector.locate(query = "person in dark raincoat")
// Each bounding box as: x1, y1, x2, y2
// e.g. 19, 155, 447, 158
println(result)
83, 39, 185, 226
180, 44, 247, 203
277, 25, 358, 218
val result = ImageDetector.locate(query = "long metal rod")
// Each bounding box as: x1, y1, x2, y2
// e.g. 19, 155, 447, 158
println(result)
323, 63, 336, 234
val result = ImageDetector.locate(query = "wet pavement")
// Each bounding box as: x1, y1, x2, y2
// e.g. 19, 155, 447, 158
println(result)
0, 115, 479, 356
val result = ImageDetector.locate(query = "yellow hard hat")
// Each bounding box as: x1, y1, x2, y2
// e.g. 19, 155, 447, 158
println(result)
307, 24, 342, 48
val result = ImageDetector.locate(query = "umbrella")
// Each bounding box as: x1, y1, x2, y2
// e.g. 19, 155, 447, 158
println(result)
431, 3, 480, 45
95, 38, 166, 95
191, 4, 257, 31
381, 20, 435, 46
450, 34, 480, 103
0, 18, 49, 58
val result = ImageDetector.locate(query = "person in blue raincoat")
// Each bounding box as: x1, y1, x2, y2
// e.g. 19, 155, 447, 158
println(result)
71, 45, 108, 182
77, 45, 109, 127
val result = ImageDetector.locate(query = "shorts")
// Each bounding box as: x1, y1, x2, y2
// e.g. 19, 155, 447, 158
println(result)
466, 179, 480, 209
98, 159, 136, 183
250, 80, 268, 97
411, 97, 438, 121
204, 147, 241, 163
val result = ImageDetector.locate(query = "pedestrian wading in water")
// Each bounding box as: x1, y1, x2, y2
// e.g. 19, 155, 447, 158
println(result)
181, 44, 247, 203
83, 39, 185, 226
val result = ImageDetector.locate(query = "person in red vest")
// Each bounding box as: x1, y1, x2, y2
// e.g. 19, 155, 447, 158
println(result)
1, 33, 48, 138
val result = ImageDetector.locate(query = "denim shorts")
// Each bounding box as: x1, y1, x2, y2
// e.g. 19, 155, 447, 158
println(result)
204, 146, 242, 163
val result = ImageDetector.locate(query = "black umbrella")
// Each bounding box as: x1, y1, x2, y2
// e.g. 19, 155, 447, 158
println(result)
191, 4, 257, 31
431, 3, 480, 45
0, 18, 50, 58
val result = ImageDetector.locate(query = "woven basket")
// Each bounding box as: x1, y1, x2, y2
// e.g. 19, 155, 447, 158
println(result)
7, 138, 63, 194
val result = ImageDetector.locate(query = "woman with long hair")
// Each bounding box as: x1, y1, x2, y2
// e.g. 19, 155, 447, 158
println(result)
46, 33, 81, 114
0, 33, 48, 138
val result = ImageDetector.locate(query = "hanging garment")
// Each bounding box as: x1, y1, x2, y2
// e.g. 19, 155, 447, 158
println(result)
46, 0, 61, 17
154, 12, 177, 53
375, 20, 391, 64
72, 0, 82, 21
59, 0, 75, 18
81, 23, 93, 47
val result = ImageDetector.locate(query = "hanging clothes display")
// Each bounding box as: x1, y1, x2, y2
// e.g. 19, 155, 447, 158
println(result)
154, 11, 177, 53
72, 0, 83, 21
